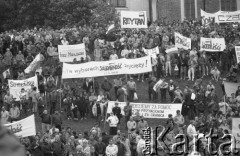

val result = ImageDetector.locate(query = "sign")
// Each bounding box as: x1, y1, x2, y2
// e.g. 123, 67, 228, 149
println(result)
143, 47, 159, 58
107, 101, 182, 119
224, 82, 240, 97
166, 47, 178, 54
174, 32, 191, 50
121, 11, 148, 28
58, 44, 86, 62
200, 37, 226, 52
8, 76, 38, 101
62, 56, 152, 79
232, 118, 240, 148
24, 54, 42, 73
215, 10, 240, 23
153, 79, 163, 92
2, 68, 10, 79
201, 9, 215, 26
4, 115, 36, 138
235, 46, 240, 63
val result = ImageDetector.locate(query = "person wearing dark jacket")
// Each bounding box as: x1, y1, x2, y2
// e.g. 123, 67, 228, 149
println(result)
112, 102, 122, 124
148, 77, 157, 101
30, 135, 43, 156
116, 137, 126, 156
95, 137, 106, 156
40, 110, 51, 133
78, 93, 87, 120
168, 79, 176, 102
40, 137, 53, 156
82, 79, 93, 94
51, 135, 65, 156
101, 77, 112, 94
52, 111, 63, 132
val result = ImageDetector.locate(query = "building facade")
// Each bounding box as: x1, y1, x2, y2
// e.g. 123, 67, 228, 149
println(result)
109, 0, 240, 22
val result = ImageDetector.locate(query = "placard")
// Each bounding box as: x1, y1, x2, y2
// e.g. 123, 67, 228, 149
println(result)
232, 118, 240, 148
4, 115, 36, 138
201, 9, 215, 26
107, 101, 182, 119
200, 37, 226, 52
215, 10, 240, 23
62, 56, 152, 79
235, 46, 240, 64
121, 11, 148, 28
24, 54, 41, 73
143, 47, 159, 58
58, 44, 86, 62
8, 76, 38, 101
174, 32, 191, 50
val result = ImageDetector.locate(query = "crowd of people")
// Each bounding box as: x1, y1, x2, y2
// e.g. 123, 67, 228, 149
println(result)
0, 17, 240, 156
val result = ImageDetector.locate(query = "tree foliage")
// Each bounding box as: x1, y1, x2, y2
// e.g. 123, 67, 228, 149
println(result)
0, 0, 117, 31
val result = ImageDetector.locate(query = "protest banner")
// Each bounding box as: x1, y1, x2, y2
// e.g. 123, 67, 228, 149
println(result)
58, 44, 86, 62
62, 56, 152, 79
200, 37, 226, 52
153, 79, 163, 92
4, 115, 36, 138
165, 47, 178, 54
174, 32, 191, 50
106, 24, 115, 34
224, 82, 240, 97
121, 11, 148, 28
107, 101, 182, 119
143, 46, 159, 58
235, 46, 240, 64
232, 118, 240, 148
24, 54, 42, 73
8, 76, 38, 101
215, 10, 240, 23
201, 9, 215, 26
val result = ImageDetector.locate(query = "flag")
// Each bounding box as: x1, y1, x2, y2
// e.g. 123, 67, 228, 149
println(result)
106, 24, 115, 34
2, 68, 10, 79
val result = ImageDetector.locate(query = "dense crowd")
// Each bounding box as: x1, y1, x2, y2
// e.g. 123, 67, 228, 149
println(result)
0, 18, 240, 156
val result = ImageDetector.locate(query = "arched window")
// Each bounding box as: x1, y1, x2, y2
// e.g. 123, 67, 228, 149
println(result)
221, 0, 237, 11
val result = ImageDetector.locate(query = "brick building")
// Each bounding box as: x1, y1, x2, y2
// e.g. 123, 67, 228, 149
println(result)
109, 0, 240, 22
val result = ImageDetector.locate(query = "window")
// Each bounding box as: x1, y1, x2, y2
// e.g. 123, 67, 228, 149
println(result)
221, 0, 237, 11
185, 0, 195, 19
110, 0, 126, 7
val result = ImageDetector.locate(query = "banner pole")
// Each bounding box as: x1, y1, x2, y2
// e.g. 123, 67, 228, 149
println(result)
60, 78, 63, 111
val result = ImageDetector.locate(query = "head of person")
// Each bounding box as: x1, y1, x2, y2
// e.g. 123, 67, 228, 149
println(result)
176, 110, 180, 115
168, 114, 173, 119
169, 79, 173, 84
109, 139, 113, 145
115, 102, 118, 107
104, 77, 108, 82
130, 77, 133, 81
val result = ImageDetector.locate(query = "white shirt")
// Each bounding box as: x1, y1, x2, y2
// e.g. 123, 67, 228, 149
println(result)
107, 115, 119, 127
137, 139, 145, 155
1, 111, 9, 124
218, 102, 229, 115
109, 54, 118, 60
106, 144, 118, 156
187, 124, 197, 138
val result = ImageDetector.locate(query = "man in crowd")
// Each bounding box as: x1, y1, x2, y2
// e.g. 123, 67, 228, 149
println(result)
127, 77, 137, 102
9, 103, 20, 122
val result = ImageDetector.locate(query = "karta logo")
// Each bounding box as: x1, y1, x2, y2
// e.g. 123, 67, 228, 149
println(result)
141, 126, 239, 155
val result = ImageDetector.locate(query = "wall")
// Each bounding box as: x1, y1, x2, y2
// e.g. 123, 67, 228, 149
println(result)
157, 0, 181, 22
152, 0, 157, 21
238, 0, 240, 10
126, 0, 150, 19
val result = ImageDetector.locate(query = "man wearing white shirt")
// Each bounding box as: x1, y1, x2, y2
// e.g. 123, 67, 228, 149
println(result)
106, 139, 118, 156
187, 120, 198, 139
106, 113, 119, 135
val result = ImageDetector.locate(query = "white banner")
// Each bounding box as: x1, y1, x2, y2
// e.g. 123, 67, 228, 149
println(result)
24, 54, 41, 73
121, 11, 148, 28
153, 79, 163, 92
166, 47, 178, 54
215, 10, 240, 23
4, 115, 36, 138
62, 56, 152, 79
8, 76, 38, 101
174, 32, 191, 50
200, 37, 226, 52
107, 101, 182, 118
143, 47, 159, 58
201, 9, 215, 26
58, 44, 86, 62
235, 46, 240, 64
224, 82, 240, 97
232, 118, 240, 148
